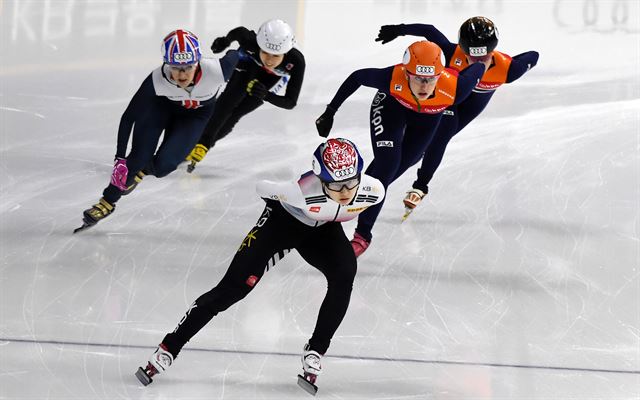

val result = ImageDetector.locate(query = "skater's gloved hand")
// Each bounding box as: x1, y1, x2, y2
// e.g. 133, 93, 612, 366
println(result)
315, 106, 336, 138
375, 24, 403, 44
111, 157, 129, 191
210, 36, 231, 53
403, 188, 426, 210
246, 79, 268, 99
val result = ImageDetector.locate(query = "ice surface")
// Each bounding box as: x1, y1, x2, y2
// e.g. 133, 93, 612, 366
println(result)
1, 1, 639, 399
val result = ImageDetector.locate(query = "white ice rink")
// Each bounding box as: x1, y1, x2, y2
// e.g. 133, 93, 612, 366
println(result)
1, 1, 639, 399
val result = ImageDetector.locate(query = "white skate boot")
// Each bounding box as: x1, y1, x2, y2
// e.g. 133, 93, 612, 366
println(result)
135, 344, 174, 386
297, 343, 322, 396
402, 188, 426, 222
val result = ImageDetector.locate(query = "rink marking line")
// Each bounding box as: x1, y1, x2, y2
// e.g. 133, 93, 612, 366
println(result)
0, 106, 45, 119
2, 337, 638, 376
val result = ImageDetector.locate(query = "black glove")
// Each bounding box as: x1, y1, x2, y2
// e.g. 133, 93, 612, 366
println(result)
375, 24, 403, 44
315, 106, 336, 138
246, 79, 268, 100
210, 36, 231, 53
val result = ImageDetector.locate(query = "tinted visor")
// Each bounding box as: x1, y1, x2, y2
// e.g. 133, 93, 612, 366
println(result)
323, 176, 361, 192
407, 71, 440, 85
467, 53, 493, 63
168, 63, 197, 72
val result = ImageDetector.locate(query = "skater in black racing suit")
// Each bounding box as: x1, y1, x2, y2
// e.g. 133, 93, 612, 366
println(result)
136, 139, 385, 394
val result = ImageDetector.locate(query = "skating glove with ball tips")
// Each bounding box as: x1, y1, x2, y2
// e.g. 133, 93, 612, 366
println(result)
315, 106, 336, 138
246, 79, 268, 100
375, 24, 404, 44
111, 157, 128, 191
210, 36, 231, 53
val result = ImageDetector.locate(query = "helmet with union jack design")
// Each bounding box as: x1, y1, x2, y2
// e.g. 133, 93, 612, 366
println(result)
402, 40, 445, 77
312, 138, 364, 182
256, 19, 295, 55
162, 29, 202, 66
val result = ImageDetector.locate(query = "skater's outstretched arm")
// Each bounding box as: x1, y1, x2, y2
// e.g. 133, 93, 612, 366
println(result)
263, 49, 305, 110
506, 51, 539, 83
115, 75, 155, 158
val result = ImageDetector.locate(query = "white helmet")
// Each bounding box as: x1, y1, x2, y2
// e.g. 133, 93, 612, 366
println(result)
256, 19, 295, 55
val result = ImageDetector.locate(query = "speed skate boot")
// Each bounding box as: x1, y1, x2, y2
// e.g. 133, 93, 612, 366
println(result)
73, 197, 115, 233
350, 232, 370, 258
135, 343, 174, 386
401, 188, 426, 221
122, 171, 146, 196
186, 144, 208, 173
297, 343, 322, 396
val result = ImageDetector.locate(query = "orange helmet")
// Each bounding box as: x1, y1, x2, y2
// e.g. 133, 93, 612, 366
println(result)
402, 41, 445, 77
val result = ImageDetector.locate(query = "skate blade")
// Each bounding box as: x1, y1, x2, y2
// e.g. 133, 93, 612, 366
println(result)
187, 161, 196, 173
135, 367, 153, 386
73, 223, 93, 234
401, 210, 412, 222
297, 374, 318, 396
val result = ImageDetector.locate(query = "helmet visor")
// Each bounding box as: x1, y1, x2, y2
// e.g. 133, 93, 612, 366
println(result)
467, 53, 493, 63
323, 176, 361, 192
407, 71, 440, 85
168, 63, 198, 72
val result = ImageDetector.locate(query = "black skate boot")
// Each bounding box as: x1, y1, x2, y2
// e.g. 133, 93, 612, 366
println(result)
122, 171, 146, 196
73, 198, 115, 233
135, 343, 174, 386
297, 343, 322, 396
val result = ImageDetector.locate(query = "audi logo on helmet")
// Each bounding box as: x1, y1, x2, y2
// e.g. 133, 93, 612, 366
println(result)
469, 46, 488, 56
415, 65, 436, 76
173, 52, 194, 62
334, 167, 355, 178
264, 42, 282, 51
257, 19, 295, 55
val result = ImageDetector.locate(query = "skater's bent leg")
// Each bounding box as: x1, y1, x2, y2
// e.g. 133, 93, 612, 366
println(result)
356, 94, 407, 240
354, 157, 396, 241
354, 200, 386, 242
151, 110, 212, 177
198, 71, 251, 148
296, 223, 357, 354
210, 97, 263, 147
102, 184, 124, 205
161, 202, 301, 357
161, 273, 256, 357
101, 126, 159, 204
412, 115, 459, 190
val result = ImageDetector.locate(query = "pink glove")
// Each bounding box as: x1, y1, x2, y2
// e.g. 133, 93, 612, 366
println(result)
110, 158, 128, 191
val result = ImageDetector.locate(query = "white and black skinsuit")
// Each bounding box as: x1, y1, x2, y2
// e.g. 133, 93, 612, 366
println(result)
158, 170, 384, 358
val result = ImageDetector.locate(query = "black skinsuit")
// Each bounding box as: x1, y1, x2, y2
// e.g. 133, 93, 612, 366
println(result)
198, 26, 306, 149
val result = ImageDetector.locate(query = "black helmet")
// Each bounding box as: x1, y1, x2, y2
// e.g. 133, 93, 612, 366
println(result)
458, 16, 499, 57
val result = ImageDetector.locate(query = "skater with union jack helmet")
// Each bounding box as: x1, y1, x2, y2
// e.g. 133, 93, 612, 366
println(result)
74, 29, 234, 233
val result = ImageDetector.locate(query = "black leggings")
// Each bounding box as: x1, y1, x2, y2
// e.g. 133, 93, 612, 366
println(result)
198, 62, 281, 149
102, 103, 214, 205
162, 201, 357, 356
355, 91, 443, 240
